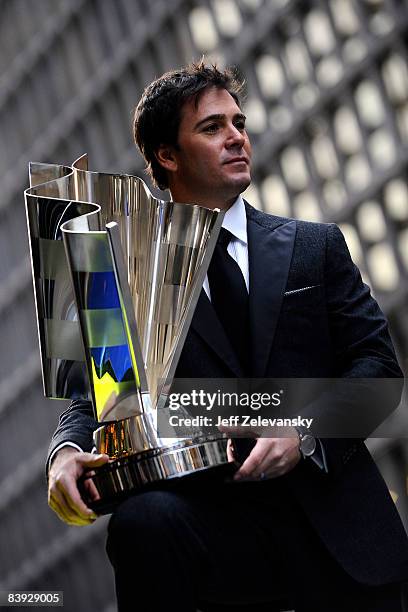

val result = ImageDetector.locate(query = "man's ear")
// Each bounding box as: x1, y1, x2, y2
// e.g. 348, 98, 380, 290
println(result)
155, 144, 178, 173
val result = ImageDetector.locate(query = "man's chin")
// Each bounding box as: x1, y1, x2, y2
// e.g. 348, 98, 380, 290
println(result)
228, 175, 251, 195
220, 179, 251, 208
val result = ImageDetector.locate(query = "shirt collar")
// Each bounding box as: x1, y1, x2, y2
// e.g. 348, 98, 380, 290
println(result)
222, 195, 247, 245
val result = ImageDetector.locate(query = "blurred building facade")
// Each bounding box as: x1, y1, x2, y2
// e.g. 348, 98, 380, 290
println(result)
0, 0, 407, 610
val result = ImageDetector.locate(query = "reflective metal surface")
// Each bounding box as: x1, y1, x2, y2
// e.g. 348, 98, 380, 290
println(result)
93, 406, 218, 459
61, 204, 146, 422
25, 159, 93, 399
94, 413, 160, 459
81, 436, 233, 514
64, 159, 223, 421
25, 156, 230, 510
25, 155, 223, 420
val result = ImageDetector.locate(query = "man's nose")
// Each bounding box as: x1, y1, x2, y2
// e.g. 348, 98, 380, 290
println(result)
225, 124, 245, 147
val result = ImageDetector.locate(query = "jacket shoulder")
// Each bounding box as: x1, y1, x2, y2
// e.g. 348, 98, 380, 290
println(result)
244, 199, 332, 241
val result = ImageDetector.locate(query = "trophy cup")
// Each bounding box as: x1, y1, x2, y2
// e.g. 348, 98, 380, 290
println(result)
25, 155, 235, 514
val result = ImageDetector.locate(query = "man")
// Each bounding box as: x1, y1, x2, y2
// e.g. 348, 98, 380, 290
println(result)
48, 62, 408, 611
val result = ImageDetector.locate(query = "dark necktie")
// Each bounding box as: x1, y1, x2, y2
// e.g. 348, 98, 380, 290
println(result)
207, 228, 255, 463
207, 228, 250, 374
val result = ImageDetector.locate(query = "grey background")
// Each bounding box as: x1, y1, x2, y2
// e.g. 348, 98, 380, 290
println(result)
0, 0, 407, 610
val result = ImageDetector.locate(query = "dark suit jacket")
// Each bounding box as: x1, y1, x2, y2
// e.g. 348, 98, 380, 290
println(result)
48, 202, 408, 586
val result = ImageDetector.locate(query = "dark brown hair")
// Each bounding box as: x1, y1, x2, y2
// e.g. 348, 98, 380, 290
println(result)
133, 60, 244, 190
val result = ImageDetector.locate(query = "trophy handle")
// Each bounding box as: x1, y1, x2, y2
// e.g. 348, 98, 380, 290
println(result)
25, 162, 91, 400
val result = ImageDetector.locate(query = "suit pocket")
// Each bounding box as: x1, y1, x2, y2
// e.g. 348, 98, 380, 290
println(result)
284, 284, 321, 296
282, 284, 323, 310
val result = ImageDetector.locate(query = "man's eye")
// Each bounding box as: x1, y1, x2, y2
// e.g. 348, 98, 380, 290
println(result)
235, 121, 246, 131
203, 124, 219, 133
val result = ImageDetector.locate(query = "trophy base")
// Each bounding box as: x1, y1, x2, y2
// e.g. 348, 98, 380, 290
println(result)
80, 437, 236, 515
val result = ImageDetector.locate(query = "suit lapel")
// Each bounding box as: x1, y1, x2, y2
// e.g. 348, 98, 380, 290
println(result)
190, 290, 243, 376
246, 204, 297, 376
190, 203, 296, 378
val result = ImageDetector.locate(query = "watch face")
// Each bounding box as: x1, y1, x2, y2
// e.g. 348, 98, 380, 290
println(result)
301, 434, 316, 457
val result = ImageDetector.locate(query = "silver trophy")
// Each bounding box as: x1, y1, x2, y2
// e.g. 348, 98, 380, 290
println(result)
25, 155, 234, 513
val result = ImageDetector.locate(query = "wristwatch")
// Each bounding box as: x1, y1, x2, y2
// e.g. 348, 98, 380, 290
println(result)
295, 428, 316, 459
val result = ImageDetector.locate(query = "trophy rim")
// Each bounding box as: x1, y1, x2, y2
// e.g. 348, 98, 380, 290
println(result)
80, 437, 235, 514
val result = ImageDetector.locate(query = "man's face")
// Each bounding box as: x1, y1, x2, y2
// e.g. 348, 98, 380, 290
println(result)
164, 86, 252, 209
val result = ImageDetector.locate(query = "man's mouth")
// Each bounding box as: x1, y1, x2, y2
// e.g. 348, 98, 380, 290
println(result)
223, 157, 249, 165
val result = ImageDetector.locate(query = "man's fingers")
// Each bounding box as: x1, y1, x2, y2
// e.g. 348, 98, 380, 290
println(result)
250, 454, 280, 480
232, 437, 299, 480
83, 475, 101, 502
49, 484, 76, 524
76, 453, 110, 468
56, 475, 97, 521
58, 484, 97, 524
250, 442, 282, 479
49, 495, 72, 525
49, 498, 93, 526
77, 456, 108, 502
234, 438, 269, 480
48, 450, 108, 525
49, 491, 94, 526
54, 506, 94, 526
226, 439, 235, 462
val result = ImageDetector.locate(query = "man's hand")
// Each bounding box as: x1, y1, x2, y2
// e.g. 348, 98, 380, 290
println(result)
224, 427, 301, 481
48, 447, 109, 526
